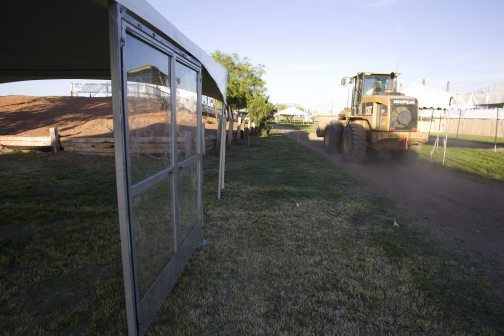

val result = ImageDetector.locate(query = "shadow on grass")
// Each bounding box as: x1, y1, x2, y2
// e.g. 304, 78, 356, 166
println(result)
0, 153, 127, 335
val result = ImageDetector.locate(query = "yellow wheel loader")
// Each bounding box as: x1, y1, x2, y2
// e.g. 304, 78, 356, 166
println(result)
316, 72, 427, 163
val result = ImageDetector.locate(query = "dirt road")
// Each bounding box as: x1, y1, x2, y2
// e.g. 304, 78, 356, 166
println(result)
276, 126, 504, 265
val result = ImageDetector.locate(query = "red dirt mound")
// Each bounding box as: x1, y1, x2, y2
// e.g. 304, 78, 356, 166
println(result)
0, 96, 220, 139
0, 96, 113, 138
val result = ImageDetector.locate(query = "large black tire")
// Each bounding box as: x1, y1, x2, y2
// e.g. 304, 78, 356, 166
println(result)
342, 123, 367, 163
332, 122, 344, 153
324, 125, 337, 153
324, 122, 344, 153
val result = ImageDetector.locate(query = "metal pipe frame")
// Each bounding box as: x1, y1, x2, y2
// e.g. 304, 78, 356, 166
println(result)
109, 4, 205, 335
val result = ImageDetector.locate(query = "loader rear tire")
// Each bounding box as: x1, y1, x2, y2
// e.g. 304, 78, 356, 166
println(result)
333, 122, 344, 153
324, 125, 336, 153
342, 123, 367, 163
324, 122, 344, 154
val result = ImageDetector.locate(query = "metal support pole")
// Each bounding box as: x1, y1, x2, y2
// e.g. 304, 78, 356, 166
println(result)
217, 103, 227, 199
108, 3, 139, 335
427, 108, 434, 139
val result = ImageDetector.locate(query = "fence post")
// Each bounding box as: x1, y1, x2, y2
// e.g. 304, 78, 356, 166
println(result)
443, 109, 448, 165
495, 108, 500, 153
50, 127, 60, 153
236, 116, 242, 141
456, 108, 462, 139
227, 109, 234, 146
427, 108, 434, 139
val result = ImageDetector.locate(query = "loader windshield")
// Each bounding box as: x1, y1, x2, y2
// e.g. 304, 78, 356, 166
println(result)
363, 74, 396, 96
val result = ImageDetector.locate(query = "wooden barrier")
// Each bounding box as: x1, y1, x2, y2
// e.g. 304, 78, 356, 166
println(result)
62, 136, 217, 156
1, 129, 217, 156
0, 135, 52, 148
0, 127, 60, 152
61, 138, 115, 156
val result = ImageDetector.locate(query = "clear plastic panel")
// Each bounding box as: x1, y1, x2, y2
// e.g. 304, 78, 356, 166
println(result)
175, 62, 198, 161
179, 163, 199, 242
125, 34, 172, 185
132, 177, 174, 298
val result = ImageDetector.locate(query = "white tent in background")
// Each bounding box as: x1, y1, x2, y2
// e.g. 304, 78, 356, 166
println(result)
400, 82, 452, 109
275, 107, 307, 117
275, 107, 312, 122
451, 82, 504, 108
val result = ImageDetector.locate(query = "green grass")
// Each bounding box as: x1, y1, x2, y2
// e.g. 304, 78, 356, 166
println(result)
442, 133, 504, 145
148, 134, 504, 335
2, 139, 504, 335
0, 153, 127, 335
420, 144, 504, 181
281, 124, 504, 147
276, 123, 504, 182
275, 122, 316, 133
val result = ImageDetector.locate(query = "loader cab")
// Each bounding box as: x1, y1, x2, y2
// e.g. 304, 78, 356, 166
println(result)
348, 72, 399, 115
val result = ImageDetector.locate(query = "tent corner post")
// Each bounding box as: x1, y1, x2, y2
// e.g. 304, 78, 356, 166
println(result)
217, 103, 227, 200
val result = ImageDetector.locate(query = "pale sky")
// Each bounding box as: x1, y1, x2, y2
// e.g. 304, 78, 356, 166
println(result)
145, 0, 504, 112
1, 0, 503, 113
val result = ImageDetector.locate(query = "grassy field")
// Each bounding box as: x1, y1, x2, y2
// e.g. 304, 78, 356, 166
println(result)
279, 122, 504, 145
0, 153, 127, 335
2, 138, 504, 335
420, 144, 504, 181
277, 123, 504, 182
275, 122, 316, 133
442, 133, 504, 145
149, 135, 504, 334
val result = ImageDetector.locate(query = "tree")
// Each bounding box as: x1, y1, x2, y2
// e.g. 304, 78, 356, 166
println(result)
211, 51, 266, 113
275, 103, 288, 111
292, 103, 305, 112
247, 94, 276, 136
212, 51, 267, 144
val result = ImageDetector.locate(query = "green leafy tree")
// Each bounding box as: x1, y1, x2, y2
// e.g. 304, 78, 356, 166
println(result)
292, 103, 305, 112
247, 94, 276, 135
212, 51, 269, 143
275, 103, 288, 112
211, 51, 266, 113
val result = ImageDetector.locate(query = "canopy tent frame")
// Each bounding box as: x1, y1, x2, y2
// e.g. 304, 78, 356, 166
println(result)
1, 1, 228, 335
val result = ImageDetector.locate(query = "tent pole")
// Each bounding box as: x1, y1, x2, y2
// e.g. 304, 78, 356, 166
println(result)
218, 103, 227, 199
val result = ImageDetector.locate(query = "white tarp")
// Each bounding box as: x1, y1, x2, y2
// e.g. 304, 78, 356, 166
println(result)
275, 107, 306, 116
0, 0, 228, 101
419, 108, 501, 120
451, 82, 504, 108
400, 82, 452, 109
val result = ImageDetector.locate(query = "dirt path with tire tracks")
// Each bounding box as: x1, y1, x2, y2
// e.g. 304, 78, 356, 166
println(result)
275, 125, 504, 265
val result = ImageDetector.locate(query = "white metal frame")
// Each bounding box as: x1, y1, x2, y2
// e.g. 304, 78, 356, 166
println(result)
109, 3, 204, 335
